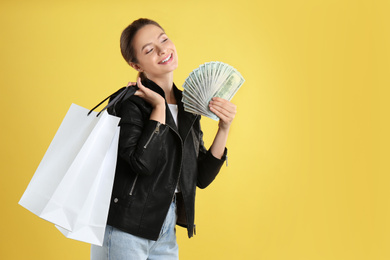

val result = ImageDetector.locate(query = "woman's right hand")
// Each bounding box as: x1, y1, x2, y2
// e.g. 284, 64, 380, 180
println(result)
128, 77, 166, 124
128, 77, 165, 109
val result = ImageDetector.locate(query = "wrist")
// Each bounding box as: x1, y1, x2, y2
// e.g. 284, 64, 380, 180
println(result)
152, 101, 165, 109
218, 124, 231, 133
150, 104, 166, 124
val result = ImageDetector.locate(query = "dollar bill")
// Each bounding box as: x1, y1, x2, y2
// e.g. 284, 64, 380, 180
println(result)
182, 61, 244, 121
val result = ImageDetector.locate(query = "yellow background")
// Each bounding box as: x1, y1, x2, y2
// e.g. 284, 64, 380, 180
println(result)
1, 0, 389, 259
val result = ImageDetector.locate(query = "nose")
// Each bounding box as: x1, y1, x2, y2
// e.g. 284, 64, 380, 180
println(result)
157, 45, 166, 56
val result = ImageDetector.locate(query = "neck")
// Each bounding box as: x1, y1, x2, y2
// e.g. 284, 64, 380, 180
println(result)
147, 72, 176, 104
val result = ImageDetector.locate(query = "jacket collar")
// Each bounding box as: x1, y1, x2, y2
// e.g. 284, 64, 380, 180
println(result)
143, 79, 199, 140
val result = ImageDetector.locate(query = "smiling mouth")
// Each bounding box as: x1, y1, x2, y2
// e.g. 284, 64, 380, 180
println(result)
159, 53, 173, 64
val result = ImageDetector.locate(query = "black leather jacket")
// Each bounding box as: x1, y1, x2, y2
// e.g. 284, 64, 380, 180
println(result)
107, 79, 227, 241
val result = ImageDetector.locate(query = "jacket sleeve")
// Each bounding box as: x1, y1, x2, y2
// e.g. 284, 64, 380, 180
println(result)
196, 120, 228, 189
117, 99, 168, 176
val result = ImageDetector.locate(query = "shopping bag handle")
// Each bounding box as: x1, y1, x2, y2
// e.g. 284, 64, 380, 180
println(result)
88, 85, 138, 117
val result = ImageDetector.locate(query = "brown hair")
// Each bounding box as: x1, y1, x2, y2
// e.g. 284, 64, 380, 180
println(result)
120, 18, 164, 80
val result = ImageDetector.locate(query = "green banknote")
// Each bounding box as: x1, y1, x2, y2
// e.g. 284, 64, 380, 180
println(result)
182, 61, 245, 120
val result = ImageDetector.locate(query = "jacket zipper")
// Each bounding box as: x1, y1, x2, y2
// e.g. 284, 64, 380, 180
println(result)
167, 116, 198, 235
144, 122, 161, 149
169, 124, 183, 204
129, 173, 139, 195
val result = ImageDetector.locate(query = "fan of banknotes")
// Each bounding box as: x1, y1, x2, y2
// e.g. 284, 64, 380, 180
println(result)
182, 61, 245, 120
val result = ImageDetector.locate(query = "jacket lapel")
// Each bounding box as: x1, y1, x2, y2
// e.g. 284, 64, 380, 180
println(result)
143, 79, 198, 140
174, 86, 198, 141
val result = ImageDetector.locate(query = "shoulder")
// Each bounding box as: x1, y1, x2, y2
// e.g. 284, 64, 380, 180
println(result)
112, 95, 152, 124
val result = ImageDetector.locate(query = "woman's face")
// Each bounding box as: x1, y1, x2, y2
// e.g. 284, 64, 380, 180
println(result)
131, 24, 178, 79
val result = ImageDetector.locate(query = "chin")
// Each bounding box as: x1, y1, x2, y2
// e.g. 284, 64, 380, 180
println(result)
167, 60, 178, 72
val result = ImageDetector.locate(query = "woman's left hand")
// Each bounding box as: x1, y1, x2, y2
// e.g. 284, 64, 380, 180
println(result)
209, 97, 237, 131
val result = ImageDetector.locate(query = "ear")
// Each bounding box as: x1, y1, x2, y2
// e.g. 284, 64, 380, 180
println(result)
129, 62, 144, 72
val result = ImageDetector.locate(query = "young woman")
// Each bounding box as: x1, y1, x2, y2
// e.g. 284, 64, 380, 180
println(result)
91, 18, 237, 260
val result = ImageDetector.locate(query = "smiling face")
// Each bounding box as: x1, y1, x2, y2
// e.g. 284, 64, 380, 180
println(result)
130, 24, 178, 80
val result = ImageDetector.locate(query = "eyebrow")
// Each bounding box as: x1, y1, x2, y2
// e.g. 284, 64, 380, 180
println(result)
141, 32, 166, 51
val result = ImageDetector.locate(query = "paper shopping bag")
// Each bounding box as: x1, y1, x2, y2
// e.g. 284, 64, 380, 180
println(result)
55, 127, 119, 245
19, 104, 120, 231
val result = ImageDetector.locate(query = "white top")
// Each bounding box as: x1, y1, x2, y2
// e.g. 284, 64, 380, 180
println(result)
168, 104, 180, 193
168, 104, 178, 126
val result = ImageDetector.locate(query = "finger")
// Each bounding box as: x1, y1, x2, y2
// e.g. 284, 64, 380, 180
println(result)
210, 105, 231, 123
210, 100, 237, 115
127, 81, 136, 87
210, 101, 235, 117
210, 104, 231, 117
211, 97, 234, 105
133, 78, 145, 94
134, 90, 141, 96
214, 108, 235, 123
211, 97, 225, 102
137, 77, 146, 89
210, 97, 235, 108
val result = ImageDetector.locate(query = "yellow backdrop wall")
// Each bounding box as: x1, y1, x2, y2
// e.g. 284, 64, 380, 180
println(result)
1, 0, 389, 259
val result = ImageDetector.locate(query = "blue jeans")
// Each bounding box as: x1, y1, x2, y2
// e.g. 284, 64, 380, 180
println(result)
91, 200, 178, 260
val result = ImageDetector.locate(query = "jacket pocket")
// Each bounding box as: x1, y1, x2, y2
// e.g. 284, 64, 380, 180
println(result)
129, 173, 139, 196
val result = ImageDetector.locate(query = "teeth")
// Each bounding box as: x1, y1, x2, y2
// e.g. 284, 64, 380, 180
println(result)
162, 54, 171, 63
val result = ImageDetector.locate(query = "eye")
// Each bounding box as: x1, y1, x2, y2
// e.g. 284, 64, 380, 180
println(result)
146, 48, 153, 54
162, 38, 168, 43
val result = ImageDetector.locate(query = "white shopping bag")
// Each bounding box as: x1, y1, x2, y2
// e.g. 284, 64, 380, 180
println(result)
56, 127, 119, 245
19, 104, 120, 242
